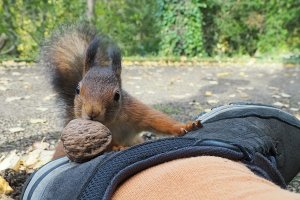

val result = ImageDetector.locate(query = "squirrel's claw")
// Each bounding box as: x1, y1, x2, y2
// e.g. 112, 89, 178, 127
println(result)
112, 145, 127, 151
181, 120, 203, 135
177, 120, 203, 135
180, 128, 188, 135
194, 120, 203, 129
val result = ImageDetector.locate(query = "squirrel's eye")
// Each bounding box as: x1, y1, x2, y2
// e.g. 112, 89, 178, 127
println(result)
114, 91, 120, 102
75, 85, 80, 94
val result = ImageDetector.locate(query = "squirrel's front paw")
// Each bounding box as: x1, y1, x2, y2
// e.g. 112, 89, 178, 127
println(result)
112, 145, 127, 151
180, 120, 203, 135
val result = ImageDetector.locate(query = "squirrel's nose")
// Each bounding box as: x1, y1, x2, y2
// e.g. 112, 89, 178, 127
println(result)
83, 103, 104, 121
88, 110, 99, 120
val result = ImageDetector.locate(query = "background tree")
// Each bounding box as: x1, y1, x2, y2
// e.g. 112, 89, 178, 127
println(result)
0, 0, 298, 59
157, 0, 206, 56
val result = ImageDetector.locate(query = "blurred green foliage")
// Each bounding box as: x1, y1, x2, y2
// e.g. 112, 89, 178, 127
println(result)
0, 0, 299, 59
157, 0, 206, 56
212, 0, 300, 56
0, 0, 86, 59
94, 0, 160, 56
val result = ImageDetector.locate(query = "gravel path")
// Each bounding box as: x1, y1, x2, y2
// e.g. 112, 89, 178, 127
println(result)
1, 62, 300, 197
1, 62, 300, 154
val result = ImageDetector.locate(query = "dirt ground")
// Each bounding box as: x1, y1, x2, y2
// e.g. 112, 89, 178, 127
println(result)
1, 62, 300, 154
0, 61, 300, 196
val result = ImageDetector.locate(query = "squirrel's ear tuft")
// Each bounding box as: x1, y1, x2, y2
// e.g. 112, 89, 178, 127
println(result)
108, 45, 122, 77
84, 37, 100, 74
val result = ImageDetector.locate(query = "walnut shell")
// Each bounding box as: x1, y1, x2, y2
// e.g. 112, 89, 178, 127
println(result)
61, 119, 112, 163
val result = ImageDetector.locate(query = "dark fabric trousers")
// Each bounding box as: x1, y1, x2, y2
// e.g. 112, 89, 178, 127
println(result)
22, 103, 300, 200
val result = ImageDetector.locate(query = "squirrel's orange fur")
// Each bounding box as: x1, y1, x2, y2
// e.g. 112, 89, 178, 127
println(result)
42, 24, 202, 159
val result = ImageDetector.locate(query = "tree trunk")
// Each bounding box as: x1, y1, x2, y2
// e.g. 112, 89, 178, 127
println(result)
86, 0, 95, 21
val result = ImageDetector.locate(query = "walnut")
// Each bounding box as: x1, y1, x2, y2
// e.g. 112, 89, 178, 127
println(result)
61, 119, 112, 163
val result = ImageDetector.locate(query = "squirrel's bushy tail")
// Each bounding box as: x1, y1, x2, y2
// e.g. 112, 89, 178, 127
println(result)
41, 24, 97, 123
41, 24, 121, 124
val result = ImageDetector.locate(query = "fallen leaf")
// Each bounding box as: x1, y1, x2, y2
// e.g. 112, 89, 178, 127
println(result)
246, 87, 254, 90
205, 75, 213, 80
268, 86, 280, 91
43, 94, 56, 101
128, 76, 142, 80
32, 141, 50, 150
217, 72, 230, 77
8, 127, 24, 133
237, 87, 245, 91
207, 99, 219, 104
290, 108, 299, 112
2, 60, 16, 67
22, 84, 30, 89
0, 86, 7, 91
280, 93, 291, 98
209, 81, 218, 85
258, 73, 264, 77
187, 67, 193, 72
204, 109, 211, 113
205, 91, 213, 97
5, 97, 22, 102
240, 93, 249, 98
0, 155, 5, 163
239, 72, 248, 78
0, 176, 13, 194
273, 102, 289, 108
12, 72, 21, 76
22, 149, 41, 169
0, 194, 14, 200
171, 94, 191, 99
31, 150, 54, 169
273, 102, 284, 107
0, 151, 21, 171
180, 56, 187, 61
18, 61, 27, 66
36, 107, 48, 112
29, 119, 47, 124
0, 78, 12, 83
8, 127, 25, 133
272, 95, 281, 99
22, 149, 54, 170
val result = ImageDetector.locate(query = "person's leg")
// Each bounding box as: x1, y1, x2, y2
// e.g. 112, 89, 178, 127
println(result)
113, 156, 300, 200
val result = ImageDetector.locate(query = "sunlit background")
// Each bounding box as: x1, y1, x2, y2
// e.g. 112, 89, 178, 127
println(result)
0, 1, 300, 199
0, 0, 299, 60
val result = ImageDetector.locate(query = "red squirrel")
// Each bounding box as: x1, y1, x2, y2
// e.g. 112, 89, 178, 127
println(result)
41, 24, 202, 159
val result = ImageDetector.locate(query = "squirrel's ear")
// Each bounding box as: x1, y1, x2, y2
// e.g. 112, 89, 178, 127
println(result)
108, 45, 121, 77
84, 37, 100, 74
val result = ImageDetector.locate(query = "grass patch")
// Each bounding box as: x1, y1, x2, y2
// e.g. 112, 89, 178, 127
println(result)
282, 55, 300, 65
1, 54, 299, 66
123, 54, 300, 66
0, 55, 35, 63
153, 104, 182, 115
